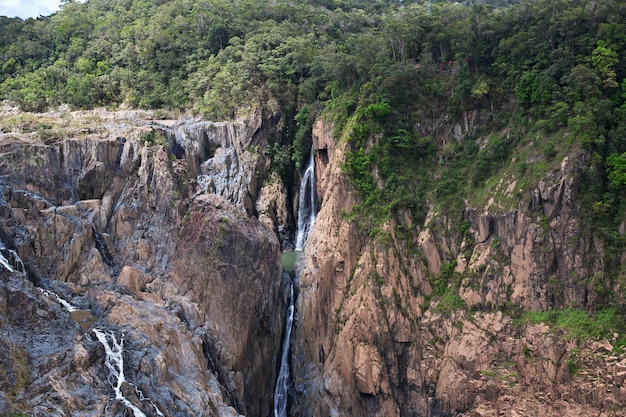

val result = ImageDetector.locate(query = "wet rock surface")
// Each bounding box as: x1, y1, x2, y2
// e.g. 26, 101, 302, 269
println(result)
0, 109, 286, 417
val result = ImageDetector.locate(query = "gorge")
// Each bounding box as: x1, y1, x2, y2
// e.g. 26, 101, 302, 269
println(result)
0, 1, 626, 416
0, 105, 625, 417
275, 144, 318, 417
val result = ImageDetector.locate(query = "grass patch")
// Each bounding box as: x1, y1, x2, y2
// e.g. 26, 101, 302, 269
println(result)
0, 113, 49, 134
521, 307, 626, 350
434, 290, 466, 314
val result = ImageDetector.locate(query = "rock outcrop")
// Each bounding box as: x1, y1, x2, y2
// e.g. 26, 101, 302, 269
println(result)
1, 105, 625, 417
0, 109, 286, 417
291, 119, 626, 417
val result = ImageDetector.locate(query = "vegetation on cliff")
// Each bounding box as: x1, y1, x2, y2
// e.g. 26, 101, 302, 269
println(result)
1, 0, 624, 209
2, 2, 626, 415
1, 0, 626, 322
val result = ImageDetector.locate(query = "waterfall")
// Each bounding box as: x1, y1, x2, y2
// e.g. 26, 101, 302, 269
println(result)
46, 291, 78, 312
294, 147, 317, 251
93, 329, 164, 417
0, 250, 14, 273
44, 292, 151, 413
40, 285, 99, 330
274, 146, 318, 417
93, 330, 147, 417
0, 241, 24, 274
274, 282, 294, 417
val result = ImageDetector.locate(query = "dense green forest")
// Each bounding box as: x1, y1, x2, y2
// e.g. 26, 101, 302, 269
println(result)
1, 0, 625, 257
1, 0, 523, 114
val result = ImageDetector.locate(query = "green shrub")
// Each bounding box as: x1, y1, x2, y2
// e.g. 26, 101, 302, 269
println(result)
435, 291, 466, 314
522, 308, 626, 350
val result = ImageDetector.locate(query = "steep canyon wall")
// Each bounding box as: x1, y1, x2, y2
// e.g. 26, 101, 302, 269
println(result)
1, 108, 625, 417
290, 119, 626, 417
0, 110, 286, 417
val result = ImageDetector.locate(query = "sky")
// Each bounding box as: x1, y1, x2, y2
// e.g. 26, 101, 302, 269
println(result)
0, 0, 63, 19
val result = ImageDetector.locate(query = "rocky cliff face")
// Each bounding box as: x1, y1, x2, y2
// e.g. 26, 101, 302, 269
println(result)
0, 109, 287, 417
290, 119, 626, 417
2, 106, 624, 417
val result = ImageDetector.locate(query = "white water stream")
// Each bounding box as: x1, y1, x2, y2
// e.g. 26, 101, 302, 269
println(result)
274, 283, 294, 417
0, 251, 13, 272
48, 291, 78, 312
274, 146, 318, 417
93, 329, 164, 417
294, 146, 317, 251
36, 272, 159, 416
0, 241, 25, 274
93, 330, 149, 417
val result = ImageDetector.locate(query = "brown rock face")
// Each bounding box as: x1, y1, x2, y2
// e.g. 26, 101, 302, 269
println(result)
2, 106, 624, 417
117, 265, 151, 295
257, 173, 291, 248
164, 193, 283, 415
291, 120, 626, 417
353, 343, 383, 395
0, 110, 285, 417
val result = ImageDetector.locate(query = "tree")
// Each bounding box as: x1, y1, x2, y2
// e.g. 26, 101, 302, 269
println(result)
607, 152, 626, 192
592, 40, 620, 89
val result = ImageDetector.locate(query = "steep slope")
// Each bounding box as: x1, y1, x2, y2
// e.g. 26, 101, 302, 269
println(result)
291, 119, 626, 417
0, 108, 287, 417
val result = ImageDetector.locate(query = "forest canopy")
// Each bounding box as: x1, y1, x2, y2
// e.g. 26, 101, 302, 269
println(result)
3, 0, 607, 118
1, 0, 626, 242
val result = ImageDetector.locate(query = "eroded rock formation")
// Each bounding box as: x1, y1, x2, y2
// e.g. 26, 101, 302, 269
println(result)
1, 106, 625, 417
290, 119, 626, 417
0, 109, 286, 417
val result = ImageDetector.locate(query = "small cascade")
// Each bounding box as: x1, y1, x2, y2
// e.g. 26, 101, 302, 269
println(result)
161, 124, 186, 160
93, 329, 164, 417
42, 288, 99, 331
159, 120, 236, 163
274, 281, 295, 417
225, 121, 237, 149
0, 250, 14, 273
0, 241, 25, 274
294, 146, 317, 251
46, 291, 77, 313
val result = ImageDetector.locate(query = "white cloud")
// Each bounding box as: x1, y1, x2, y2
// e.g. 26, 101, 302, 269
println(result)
0, 0, 62, 19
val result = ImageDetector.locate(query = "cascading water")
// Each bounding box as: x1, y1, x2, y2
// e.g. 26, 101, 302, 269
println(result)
43, 289, 98, 330
0, 249, 14, 273
274, 282, 295, 417
294, 146, 317, 251
93, 330, 147, 417
274, 146, 318, 417
46, 291, 77, 313
0, 240, 25, 274
93, 329, 164, 417
41, 289, 151, 414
